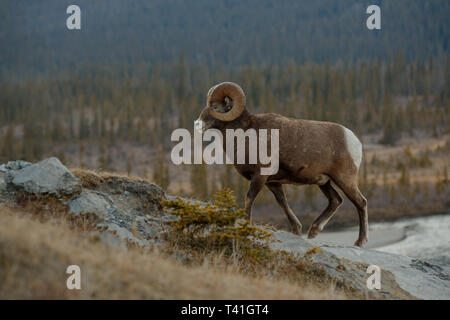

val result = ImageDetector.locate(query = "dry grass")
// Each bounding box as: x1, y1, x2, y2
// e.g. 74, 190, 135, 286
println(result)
0, 205, 346, 300
70, 167, 157, 189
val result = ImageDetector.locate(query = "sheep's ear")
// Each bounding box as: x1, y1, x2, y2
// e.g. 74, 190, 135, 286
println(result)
224, 96, 233, 111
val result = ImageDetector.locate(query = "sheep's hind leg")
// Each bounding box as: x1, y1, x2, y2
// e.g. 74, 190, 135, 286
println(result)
307, 180, 343, 239
333, 176, 368, 247
266, 182, 302, 235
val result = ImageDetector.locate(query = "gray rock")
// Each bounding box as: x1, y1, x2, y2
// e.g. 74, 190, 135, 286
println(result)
0, 176, 6, 202
6, 157, 81, 197
135, 216, 159, 238
0, 176, 5, 192
100, 223, 153, 248
147, 214, 178, 224
0, 160, 31, 173
270, 231, 450, 300
68, 190, 111, 220
97, 231, 127, 249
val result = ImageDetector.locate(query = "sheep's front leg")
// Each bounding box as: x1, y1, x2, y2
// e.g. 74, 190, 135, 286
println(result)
266, 182, 302, 235
245, 174, 267, 221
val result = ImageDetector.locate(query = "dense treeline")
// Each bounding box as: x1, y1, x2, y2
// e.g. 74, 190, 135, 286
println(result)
1, 0, 449, 78
1, 54, 449, 162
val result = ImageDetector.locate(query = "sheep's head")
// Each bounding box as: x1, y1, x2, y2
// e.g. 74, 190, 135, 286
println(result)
195, 82, 246, 133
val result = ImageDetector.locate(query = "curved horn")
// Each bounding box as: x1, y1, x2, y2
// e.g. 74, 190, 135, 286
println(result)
207, 82, 246, 122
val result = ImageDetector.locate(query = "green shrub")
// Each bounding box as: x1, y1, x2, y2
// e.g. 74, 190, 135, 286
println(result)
162, 188, 273, 261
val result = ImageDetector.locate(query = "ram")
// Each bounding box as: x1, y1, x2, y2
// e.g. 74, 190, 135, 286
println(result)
195, 82, 368, 247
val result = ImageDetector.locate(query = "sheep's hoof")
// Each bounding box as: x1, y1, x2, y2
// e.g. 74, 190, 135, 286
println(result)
307, 224, 320, 239
291, 224, 302, 236
354, 237, 368, 247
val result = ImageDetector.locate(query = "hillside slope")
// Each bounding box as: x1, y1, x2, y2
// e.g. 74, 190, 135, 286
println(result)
0, 207, 341, 299
1, 157, 449, 299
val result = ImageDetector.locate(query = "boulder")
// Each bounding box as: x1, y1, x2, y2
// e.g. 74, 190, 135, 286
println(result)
6, 157, 81, 198
68, 190, 113, 220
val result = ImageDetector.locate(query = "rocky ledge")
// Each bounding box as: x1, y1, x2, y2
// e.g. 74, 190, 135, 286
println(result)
1, 157, 449, 300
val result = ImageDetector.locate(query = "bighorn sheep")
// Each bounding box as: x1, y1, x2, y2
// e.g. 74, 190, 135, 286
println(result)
194, 82, 368, 247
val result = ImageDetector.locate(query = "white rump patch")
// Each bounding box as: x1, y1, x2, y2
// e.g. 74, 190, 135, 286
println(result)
343, 127, 362, 169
